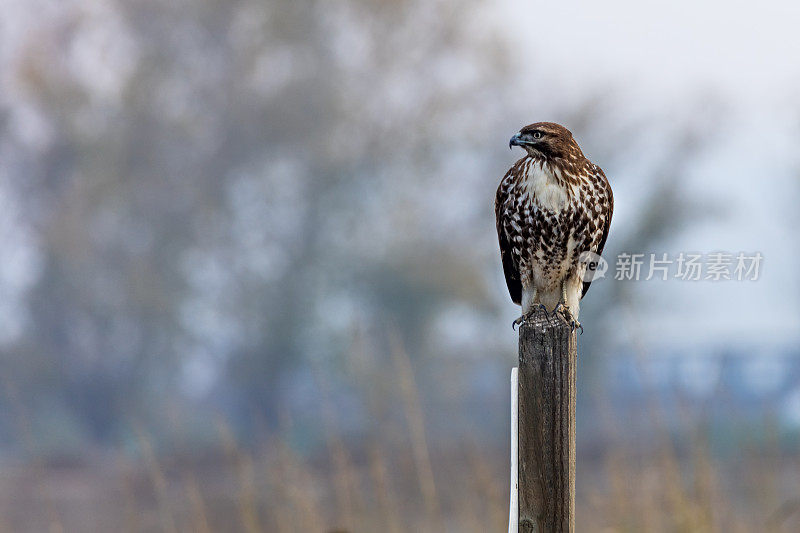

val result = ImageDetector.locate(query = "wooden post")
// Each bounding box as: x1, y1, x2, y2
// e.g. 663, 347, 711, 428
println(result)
517, 309, 577, 533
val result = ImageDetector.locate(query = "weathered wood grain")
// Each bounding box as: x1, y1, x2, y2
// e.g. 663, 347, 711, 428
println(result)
518, 309, 577, 533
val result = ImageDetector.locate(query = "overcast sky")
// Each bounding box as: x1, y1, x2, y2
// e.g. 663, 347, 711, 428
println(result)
504, 0, 800, 105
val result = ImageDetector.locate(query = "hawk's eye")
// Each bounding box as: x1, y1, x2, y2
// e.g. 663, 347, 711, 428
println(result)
532, 132, 542, 140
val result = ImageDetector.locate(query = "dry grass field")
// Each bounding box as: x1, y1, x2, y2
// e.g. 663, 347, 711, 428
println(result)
2, 349, 798, 533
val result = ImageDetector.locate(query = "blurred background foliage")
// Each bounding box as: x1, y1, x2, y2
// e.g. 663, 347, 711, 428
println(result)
0, 0, 798, 530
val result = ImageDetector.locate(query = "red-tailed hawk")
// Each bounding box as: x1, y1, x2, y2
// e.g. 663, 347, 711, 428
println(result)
495, 122, 613, 329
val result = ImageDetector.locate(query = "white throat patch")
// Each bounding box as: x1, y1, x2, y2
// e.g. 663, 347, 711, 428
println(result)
524, 159, 570, 212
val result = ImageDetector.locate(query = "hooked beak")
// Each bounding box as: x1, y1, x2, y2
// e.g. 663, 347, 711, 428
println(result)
509, 133, 523, 149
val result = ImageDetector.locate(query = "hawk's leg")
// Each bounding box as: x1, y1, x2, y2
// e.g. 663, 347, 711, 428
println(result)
554, 280, 582, 334
513, 303, 549, 330
512, 289, 547, 330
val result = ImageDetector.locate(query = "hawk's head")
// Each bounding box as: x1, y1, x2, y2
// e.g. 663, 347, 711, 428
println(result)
509, 122, 584, 161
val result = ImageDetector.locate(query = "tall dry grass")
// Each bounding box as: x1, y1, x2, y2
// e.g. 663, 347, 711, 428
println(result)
1, 335, 799, 532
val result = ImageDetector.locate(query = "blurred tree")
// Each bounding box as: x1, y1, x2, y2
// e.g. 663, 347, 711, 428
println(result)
0, 0, 516, 445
